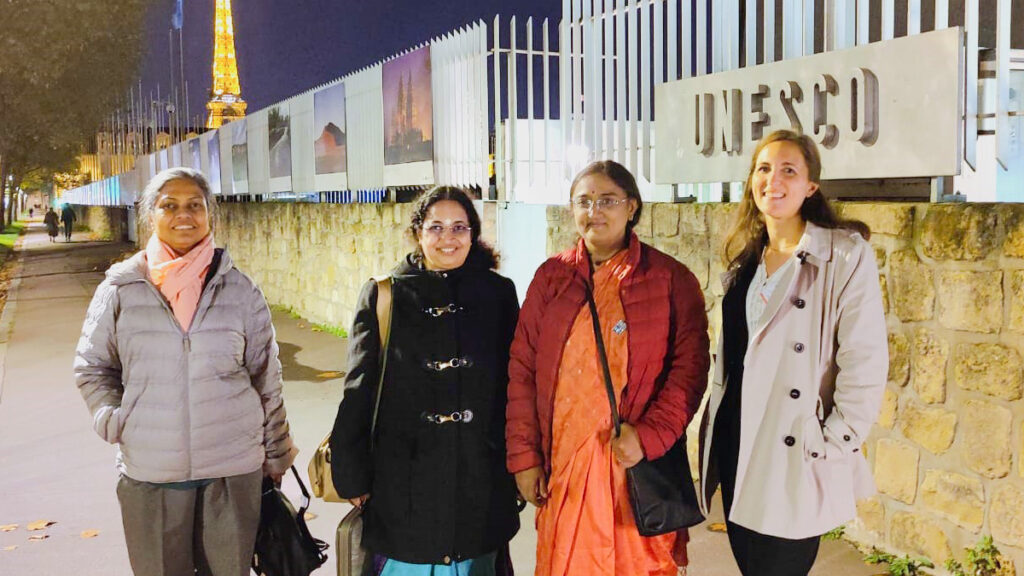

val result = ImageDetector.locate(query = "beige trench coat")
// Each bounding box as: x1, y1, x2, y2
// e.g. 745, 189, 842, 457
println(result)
698, 222, 888, 539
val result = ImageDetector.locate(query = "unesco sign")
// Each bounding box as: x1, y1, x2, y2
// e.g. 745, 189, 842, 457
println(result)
655, 27, 963, 183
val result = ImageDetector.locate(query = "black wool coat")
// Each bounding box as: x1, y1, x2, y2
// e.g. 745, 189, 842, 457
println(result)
329, 247, 521, 564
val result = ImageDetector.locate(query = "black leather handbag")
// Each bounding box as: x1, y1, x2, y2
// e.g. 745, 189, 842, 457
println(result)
252, 466, 329, 576
584, 284, 705, 536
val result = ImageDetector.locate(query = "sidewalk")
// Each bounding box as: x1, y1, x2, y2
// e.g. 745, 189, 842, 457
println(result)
0, 224, 878, 575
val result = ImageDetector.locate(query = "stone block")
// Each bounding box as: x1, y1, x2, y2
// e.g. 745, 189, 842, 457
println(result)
874, 245, 887, 268
838, 202, 914, 238
855, 497, 885, 536
889, 250, 935, 322
991, 484, 1024, 549
962, 399, 1013, 478
875, 439, 919, 504
920, 204, 1000, 261
919, 469, 985, 531
634, 204, 654, 238
936, 270, 1003, 333
678, 204, 708, 235
877, 387, 899, 429
880, 275, 890, 314
889, 332, 910, 387
653, 204, 680, 238
1001, 204, 1024, 258
1010, 271, 1024, 333
674, 235, 710, 289
899, 401, 957, 454
889, 512, 953, 564
912, 329, 948, 404
953, 343, 1024, 401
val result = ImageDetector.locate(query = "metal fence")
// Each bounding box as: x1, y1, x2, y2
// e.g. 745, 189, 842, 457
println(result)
65, 1, 1021, 206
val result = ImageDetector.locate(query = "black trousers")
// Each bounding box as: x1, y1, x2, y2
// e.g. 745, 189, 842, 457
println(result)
725, 519, 820, 576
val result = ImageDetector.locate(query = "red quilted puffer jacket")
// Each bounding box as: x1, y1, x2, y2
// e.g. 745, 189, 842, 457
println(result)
506, 233, 710, 475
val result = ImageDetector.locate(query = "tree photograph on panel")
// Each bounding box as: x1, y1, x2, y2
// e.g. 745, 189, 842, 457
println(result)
313, 83, 347, 174
231, 120, 248, 182
268, 104, 291, 179
383, 46, 433, 165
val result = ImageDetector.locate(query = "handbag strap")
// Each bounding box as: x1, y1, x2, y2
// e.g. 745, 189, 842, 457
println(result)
369, 275, 393, 449
584, 282, 621, 438
288, 465, 311, 513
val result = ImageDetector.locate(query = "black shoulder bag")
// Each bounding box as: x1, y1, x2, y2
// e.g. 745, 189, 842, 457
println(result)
252, 466, 329, 576
584, 284, 705, 536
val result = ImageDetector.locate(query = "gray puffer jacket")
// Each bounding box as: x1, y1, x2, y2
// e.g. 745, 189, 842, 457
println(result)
74, 248, 297, 483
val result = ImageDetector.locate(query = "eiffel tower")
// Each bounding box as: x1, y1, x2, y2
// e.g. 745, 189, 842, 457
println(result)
205, 0, 247, 129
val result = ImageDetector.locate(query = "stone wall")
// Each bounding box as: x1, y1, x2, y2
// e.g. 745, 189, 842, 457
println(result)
206, 202, 499, 333
74, 205, 129, 242
549, 202, 1024, 570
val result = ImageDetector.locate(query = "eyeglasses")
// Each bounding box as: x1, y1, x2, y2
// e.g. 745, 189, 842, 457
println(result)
571, 197, 630, 212
422, 224, 473, 237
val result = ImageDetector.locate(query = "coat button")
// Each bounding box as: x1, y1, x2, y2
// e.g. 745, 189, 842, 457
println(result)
811, 451, 819, 458
793, 298, 806, 309
790, 389, 801, 399
844, 434, 851, 441
443, 556, 452, 564
784, 436, 795, 447
793, 342, 805, 353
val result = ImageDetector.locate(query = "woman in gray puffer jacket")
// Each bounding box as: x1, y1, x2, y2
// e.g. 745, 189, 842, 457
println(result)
74, 167, 298, 576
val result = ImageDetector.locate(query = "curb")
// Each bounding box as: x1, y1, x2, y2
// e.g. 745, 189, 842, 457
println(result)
0, 232, 29, 403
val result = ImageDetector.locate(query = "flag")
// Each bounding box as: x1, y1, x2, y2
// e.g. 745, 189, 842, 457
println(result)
172, 0, 183, 29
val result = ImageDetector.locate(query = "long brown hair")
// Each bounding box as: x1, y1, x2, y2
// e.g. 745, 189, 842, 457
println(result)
722, 130, 869, 271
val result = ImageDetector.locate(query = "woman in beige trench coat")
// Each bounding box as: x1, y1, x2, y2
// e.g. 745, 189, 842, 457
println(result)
698, 130, 888, 576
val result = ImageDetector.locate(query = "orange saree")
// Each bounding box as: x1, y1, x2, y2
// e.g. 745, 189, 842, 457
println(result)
535, 250, 677, 576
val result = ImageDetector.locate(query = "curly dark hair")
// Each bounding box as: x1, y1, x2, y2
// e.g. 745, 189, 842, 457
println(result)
406, 186, 499, 269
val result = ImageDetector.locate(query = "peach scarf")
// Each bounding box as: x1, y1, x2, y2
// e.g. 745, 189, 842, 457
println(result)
145, 233, 215, 332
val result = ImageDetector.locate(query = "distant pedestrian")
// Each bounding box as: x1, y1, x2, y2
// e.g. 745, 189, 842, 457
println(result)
43, 208, 59, 242
699, 130, 887, 576
60, 203, 76, 242
74, 167, 298, 576
28, 208, 34, 219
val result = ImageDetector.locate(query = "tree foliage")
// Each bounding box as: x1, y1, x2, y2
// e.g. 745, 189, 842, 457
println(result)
0, 0, 153, 223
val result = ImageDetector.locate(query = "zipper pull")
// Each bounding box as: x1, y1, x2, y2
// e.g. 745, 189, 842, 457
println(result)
184, 336, 191, 353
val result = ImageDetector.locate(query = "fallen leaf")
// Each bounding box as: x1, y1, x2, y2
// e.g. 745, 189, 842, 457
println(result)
3, 545, 16, 551
26, 520, 55, 531
0, 524, 17, 532
316, 371, 343, 379
28, 534, 48, 541
297, 324, 306, 329
80, 530, 100, 539
708, 522, 727, 533
304, 512, 318, 521
310, 326, 323, 332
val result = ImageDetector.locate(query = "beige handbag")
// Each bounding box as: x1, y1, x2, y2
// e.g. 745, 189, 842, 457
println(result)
308, 275, 393, 503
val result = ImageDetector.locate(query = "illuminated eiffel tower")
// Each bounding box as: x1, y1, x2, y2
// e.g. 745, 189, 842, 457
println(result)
205, 0, 247, 129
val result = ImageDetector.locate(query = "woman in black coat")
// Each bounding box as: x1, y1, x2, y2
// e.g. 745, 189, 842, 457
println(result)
330, 186, 521, 575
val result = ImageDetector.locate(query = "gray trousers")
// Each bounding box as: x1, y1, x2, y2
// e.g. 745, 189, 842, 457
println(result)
116, 470, 263, 576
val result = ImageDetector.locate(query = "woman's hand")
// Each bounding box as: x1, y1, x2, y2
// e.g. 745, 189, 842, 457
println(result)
611, 422, 645, 467
514, 466, 548, 507
347, 494, 370, 509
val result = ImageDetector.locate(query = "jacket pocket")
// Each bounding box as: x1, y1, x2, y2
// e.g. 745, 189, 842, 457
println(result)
802, 415, 827, 462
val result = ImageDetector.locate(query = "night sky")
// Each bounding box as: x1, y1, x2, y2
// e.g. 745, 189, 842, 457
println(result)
139, 0, 563, 126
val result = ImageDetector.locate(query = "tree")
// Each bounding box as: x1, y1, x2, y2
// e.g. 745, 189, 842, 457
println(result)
0, 0, 153, 227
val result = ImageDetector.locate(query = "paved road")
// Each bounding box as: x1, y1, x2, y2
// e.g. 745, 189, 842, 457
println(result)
0, 224, 877, 575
